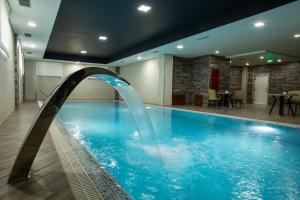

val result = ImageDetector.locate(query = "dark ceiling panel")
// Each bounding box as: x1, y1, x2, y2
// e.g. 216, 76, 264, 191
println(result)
44, 0, 295, 64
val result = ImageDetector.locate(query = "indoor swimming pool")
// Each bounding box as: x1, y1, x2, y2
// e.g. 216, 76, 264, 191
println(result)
58, 101, 300, 200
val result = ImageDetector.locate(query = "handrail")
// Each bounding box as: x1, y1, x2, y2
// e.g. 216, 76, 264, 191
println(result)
8, 67, 129, 183
39, 89, 49, 98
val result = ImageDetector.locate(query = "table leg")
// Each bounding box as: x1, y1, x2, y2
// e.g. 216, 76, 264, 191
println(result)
219, 95, 223, 107
279, 96, 284, 116
269, 96, 277, 115
230, 94, 234, 108
288, 96, 295, 116
223, 95, 227, 107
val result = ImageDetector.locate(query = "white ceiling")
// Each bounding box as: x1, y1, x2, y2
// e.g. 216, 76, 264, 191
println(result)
7, 0, 300, 67
110, 0, 300, 66
8, 0, 61, 59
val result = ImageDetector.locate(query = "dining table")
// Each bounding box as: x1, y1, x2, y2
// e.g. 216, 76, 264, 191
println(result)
218, 92, 233, 108
268, 93, 297, 116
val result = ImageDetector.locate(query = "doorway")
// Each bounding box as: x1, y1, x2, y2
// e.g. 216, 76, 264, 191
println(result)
254, 73, 269, 104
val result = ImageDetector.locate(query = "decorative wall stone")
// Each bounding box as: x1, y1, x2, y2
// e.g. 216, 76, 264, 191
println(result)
246, 62, 300, 103
229, 66, 243, 91
172, 55, 230, 105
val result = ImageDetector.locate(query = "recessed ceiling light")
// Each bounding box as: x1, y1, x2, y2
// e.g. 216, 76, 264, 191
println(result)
98, 36, 108, 41
215, 50, 220, 54
294, 34, 300, 38
259, 56, 264, 60
254, 21, 265, 28
277, 59, 282, 63
27, 21, 36, 27
177, 45, 184, 49
81, 50, 87, 54
138, 5, 151, 12
29, 44, 36, 48
137, 56, 142, 60
246, 62, 250, 66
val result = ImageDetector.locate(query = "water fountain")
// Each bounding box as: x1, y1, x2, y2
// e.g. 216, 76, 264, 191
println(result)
8, 67, 159, 183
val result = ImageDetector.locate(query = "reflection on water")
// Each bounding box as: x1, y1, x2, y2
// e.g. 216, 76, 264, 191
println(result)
58, 101, 300, 200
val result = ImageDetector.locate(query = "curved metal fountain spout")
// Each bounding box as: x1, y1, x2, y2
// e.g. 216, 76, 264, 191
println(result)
8, 67, 131, 183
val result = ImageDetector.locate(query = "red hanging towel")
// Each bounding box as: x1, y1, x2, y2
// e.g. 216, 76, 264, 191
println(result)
210, 68, 219, 90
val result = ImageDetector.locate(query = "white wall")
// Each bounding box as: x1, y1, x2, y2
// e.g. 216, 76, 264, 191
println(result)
24, 60, 115, 100
0, 1, 15, 125
120, 55, 173, 105
120, 59, 160, 104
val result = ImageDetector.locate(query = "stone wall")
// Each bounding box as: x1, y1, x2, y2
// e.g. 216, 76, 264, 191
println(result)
229, 66, 243, 91
247, 62, 300, 103
172, 55, 230, 105
172, 57, 190, 95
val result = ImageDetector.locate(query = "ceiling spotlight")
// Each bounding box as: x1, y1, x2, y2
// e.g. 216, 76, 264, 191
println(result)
277, 59, 282, 63
254, 21, 265, 28
177, 45, 184, 49
138, 5, 151, 12
259, 56, 264, 60
27, 21, 36, 27
246, 62, 250, 66
98, 36, 108, 41
81, 50, 87, 54
137, 56, 142, 60
294, 34, 300, 38
215, 50, 220, 54
29, 44, 36, 48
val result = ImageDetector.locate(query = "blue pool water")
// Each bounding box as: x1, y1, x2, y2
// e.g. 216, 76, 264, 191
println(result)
58, 101, 300, 200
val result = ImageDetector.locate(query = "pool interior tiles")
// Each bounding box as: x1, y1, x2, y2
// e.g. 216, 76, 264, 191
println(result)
56, 100, 300, 200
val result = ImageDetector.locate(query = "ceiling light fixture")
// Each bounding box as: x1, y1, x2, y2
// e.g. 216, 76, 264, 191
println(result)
277, 59, 282, 63
137, 56, 142, 60
246, 62, 250, 66
98, 36, 108, 41
259, 56, 264, 60
294, 34, 300, 38
215, 50, 220, 54
267, 59, 273, 63
254, 21, 265, 28
177, 45, 184, 49
138, 5, 151, 12
81, 50, 87, 54
29, 44, 36, 48
27, 21, 36, 27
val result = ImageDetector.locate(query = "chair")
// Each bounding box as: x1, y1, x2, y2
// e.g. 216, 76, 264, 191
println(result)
288, 90, 300, 115
232, 90, 244, 108
208, 89, 221, 107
